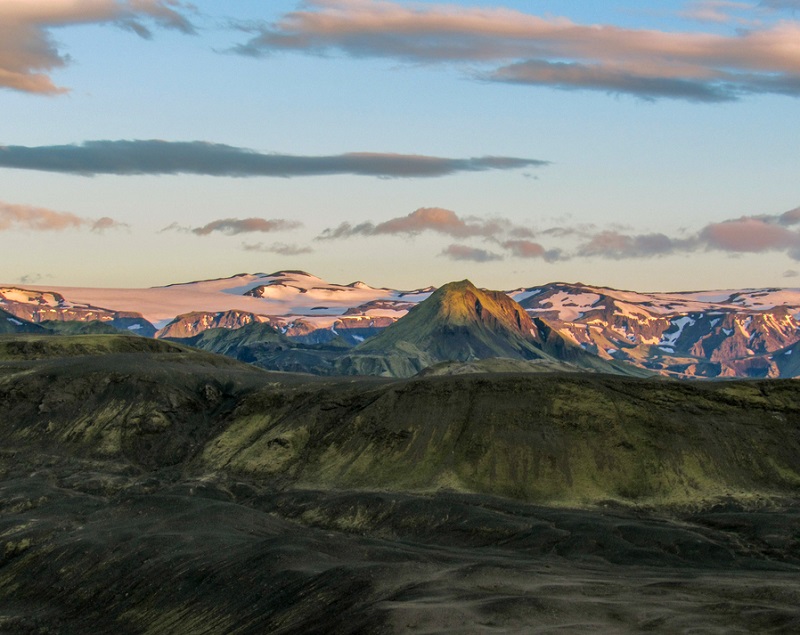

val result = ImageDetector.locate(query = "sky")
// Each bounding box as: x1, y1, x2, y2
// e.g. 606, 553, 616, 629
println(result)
1, 0, 799, 292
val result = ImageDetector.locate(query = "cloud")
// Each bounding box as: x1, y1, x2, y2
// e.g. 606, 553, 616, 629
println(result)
761, 0, 800, 10
501, 239, 564, 262
189, 218, 302, 236
242, 242, 313, 255
322, 203, 800, 263
0, 0, 194, 94
570, 207, 800, 259
680, 1, 755, 24
440, 244, 503, 263
0, 200, 123, 233
91, 216, 129, 233
0, 140, 547, 178
699, 217, 800, 252
489, 60, 732, 103
18, 272, 53, 285
236, 0, 800, 102
783, 269, 799, 278
576, 231, 697, 259
318, 207, 533, 241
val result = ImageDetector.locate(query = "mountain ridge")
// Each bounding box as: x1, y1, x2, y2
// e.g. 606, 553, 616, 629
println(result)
4, 271, 800, 378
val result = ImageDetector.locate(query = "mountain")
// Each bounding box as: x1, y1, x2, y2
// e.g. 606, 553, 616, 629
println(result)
6, 271, 800, 377
357, 280, 548, 361
513, 282, 800, 378
351, 280, 650, 377
0, 286, 156, 336
157, 309, 272, 339
0, 308, 46, 334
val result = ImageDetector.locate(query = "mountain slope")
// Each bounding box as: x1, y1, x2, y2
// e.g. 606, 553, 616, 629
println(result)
0, 308, 46, 334
353, 280, 649, 377
2, 342, 797, 506
357, 280, 550, 361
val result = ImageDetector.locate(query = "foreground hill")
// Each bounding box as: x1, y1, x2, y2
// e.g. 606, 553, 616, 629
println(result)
1, 341, 799, 633
1, 336, 797, 505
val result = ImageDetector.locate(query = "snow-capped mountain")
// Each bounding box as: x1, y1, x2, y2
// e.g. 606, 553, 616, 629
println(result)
4, 271, 800, 378
511, 282, 800, 377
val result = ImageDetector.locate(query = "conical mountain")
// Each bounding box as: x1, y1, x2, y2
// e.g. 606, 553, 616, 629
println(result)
356, 280, 551, 362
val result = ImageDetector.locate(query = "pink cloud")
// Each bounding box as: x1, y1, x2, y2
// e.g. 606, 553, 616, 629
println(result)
238, 0, 800, 101
0, 200, 123, 233
501, 239, 546, 258
0, 0, 193, 94
319, 207, 532, 240
699, 217, 800, 251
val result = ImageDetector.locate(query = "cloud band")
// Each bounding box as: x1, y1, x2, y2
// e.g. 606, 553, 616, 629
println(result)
0, 140, 548, 179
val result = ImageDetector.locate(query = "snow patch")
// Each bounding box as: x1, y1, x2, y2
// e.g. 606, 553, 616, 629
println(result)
511, 288, 543, 303
658, 316, 695, 347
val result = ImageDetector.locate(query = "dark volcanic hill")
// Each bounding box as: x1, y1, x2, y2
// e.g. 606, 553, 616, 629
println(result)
1, 340, 800, 633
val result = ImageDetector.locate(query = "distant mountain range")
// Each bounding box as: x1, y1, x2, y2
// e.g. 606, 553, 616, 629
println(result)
3, 270, 800, 378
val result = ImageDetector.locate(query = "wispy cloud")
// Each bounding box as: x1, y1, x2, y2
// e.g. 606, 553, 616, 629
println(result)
161, 217, 301, 236
761, 0, 800, 10
18, 272, 53, 285
0, 140, 547, 179
91, 216, 129, 233
318, 207, 533, 240
318, 204, 800, 262
242, 242, 313, 255
680, 1, 755, 24
0, 200, 124, 233
236, 0, 800, 102
441, 244, 503, 263
0, 0, 194, 94
190, 218, 302, 236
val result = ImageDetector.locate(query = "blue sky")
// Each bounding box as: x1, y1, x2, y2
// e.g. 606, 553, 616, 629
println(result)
1, 0, 799, 291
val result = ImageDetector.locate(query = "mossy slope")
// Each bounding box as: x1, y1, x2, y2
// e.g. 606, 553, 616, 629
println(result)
204, 374, 800, 507
1, 340, 799, 508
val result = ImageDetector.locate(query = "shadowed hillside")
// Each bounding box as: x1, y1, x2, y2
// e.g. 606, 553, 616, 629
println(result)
1, 338, 798, 506
1, 341, 799, 633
